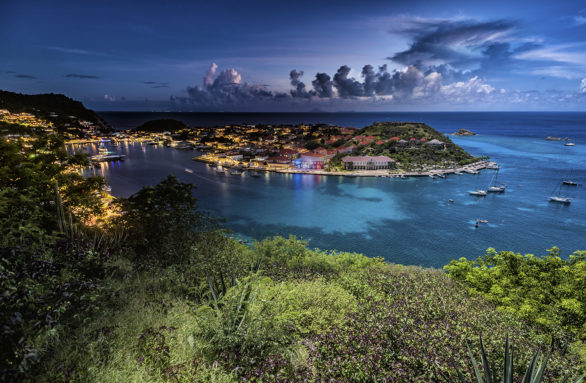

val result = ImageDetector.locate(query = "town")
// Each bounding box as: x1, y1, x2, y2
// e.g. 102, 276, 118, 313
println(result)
1, 106, 495, 177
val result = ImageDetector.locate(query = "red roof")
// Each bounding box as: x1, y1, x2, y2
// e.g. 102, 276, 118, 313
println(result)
419, 138, 427, 142
267, 156, 291, 163
409, 137, 417, 141
376, 140, 385, 145
389, 136, 400, 141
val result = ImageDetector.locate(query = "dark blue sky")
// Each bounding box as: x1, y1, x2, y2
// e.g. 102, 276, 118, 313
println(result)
1, 0, 586, 111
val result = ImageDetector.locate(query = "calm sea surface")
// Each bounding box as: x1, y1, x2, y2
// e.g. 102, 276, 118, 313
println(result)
85, 112, 586, 267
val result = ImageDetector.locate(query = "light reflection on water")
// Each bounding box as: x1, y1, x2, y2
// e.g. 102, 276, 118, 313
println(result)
73, 115, 586, 267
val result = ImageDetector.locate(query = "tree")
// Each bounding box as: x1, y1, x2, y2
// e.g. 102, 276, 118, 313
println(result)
114, 175, 207, 267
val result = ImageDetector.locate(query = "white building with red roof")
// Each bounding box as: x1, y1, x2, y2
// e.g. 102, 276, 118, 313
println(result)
342, 155, 396, 170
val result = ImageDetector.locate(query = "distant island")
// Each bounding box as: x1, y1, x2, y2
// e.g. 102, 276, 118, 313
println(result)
135, 118, 188, 133
452, 128, 476, 136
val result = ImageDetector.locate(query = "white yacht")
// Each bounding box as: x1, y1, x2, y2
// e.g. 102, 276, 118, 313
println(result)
549, 196, 571, 204
469, 190, 487, 197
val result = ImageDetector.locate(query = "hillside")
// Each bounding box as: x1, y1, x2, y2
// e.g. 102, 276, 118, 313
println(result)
326, 121, 478, 170
0, 103, 583, 382
0, 89, 111, 134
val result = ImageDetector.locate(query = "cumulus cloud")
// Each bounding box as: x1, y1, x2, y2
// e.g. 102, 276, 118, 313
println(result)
311, 73, 334, 98
183, 63, 278, 108
65, 73, 99, 79
176, 62, 501, 110
333, 65, 364, 98
581, 78, 586, 94
289, 70, 314, 98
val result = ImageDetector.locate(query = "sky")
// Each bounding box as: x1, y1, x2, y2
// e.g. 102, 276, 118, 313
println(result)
1, 0, 586, 111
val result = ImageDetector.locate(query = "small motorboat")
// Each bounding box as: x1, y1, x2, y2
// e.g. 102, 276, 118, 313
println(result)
564, 142, 575, 146
469, 190, 487, 197
184, 168, 194, 173
562, 180, 578, 186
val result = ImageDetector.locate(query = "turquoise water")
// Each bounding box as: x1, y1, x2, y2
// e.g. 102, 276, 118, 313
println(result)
85, 112, 586, 267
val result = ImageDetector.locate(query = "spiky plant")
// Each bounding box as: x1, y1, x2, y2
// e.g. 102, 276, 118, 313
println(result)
440, 335, 583, 383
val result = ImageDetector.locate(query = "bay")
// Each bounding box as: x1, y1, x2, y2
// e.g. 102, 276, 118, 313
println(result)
82, 112, 586, 267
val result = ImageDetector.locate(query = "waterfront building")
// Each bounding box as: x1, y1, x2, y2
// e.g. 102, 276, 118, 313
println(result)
342, 155, 396, 170
294, 155, 325, 169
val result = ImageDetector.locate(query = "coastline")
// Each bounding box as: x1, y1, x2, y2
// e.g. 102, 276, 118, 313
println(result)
192, 156, 498, 178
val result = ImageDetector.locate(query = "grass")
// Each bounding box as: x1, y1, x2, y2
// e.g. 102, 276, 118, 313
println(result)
30, 237, 583, 382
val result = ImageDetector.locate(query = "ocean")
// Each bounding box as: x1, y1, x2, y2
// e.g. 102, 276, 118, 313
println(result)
85, 112, 586, 267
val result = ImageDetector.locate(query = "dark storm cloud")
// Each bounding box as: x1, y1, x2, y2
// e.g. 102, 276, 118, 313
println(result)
311, 72, 334, 98
15, 74, 37, 79
65, 73, 99, 79
333, 65, 364, 98
388, 18, 519, 71
361, 65, 377, 96
177, 61, 498, 111
289, 70, 314, 98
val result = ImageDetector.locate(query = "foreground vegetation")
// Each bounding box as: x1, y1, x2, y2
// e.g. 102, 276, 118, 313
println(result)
1, 124, 584, 382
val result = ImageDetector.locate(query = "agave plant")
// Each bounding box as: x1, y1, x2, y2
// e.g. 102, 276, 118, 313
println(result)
441, 335, 583, 383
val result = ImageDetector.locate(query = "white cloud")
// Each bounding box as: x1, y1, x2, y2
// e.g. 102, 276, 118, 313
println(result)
103, 94, 116, 102
580, 78, 586, 93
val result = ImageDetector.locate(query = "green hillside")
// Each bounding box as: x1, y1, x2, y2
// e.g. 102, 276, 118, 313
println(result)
0, 89, 111, 133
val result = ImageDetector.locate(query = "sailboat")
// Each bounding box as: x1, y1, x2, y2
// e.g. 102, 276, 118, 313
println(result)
549, 181, 571, 204
487, 169, 506, 192
469, 173, 487, 196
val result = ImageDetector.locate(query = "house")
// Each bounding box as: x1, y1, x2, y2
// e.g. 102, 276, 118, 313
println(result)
342, 155, 396, 170
336, 145, 356, 154
294, 155, 325, 169
267, 156, 291, 164
426, 139, 444, 146
312, 148, 337, 158
279, 148, 299, 159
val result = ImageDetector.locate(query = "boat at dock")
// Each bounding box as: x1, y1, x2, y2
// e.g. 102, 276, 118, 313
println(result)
249, 171, 261, 177
91, 153, 126, 162
215, 167, 225, 175
229, 169, 243, 175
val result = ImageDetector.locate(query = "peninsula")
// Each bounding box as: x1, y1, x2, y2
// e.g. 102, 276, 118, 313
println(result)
0, 88, 494, 178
